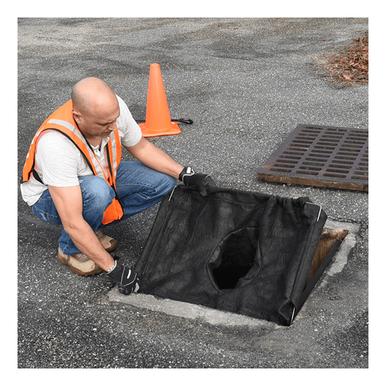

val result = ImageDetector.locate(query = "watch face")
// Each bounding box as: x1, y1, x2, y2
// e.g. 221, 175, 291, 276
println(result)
187, 167, 195, 175
180, 166, 196, 182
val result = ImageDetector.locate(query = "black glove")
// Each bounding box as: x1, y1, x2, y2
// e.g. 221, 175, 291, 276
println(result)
108, 258, 140, 295
178, 166, 215, 196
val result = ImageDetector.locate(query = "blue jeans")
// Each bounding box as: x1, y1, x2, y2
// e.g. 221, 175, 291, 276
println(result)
31, 160, 177, 255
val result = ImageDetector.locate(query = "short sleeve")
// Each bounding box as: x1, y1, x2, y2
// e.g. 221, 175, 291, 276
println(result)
116, 95, 143, 147
35, 131, 80, 187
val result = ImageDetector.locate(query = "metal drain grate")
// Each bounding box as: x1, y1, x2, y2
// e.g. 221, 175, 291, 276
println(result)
257, 124, 368, 191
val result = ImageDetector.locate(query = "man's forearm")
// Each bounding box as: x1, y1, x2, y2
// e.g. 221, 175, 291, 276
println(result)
63, 219, 115, 271
126, 139, 183, 179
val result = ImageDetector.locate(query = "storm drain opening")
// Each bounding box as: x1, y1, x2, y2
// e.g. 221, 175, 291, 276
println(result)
109, 220, 356, 328
208, 227, 259, 290
257, 124, 368, 191
206, 226, 348, 295
132, 185, 351, 325
295, 227, 349, 311
309, 228, 349, 280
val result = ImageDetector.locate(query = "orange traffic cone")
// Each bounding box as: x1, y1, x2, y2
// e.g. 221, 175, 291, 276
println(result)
139, 63, 182, 137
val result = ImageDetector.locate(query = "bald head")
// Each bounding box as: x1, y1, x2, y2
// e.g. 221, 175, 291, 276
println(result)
71, 77, 120, 141
71, 77, 118, 116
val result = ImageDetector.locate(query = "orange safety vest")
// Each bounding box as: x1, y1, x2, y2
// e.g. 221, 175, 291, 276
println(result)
21, 99, 124, 225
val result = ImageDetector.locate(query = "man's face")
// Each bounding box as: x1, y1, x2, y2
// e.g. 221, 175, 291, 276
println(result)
74, 101, 120, 139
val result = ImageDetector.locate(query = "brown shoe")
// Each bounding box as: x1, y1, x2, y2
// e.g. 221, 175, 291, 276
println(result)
95, 230, 118, 252
57, 247, 103, 276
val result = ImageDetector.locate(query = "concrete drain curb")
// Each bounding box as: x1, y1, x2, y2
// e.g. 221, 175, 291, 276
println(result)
108, 289, 277, 328
107, 219, 359, 327
321, 219, 360, 287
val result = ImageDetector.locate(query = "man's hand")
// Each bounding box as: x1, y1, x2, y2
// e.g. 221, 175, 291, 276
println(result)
178, 166, 215, 196
108, 258, 140, 295
48, 185, 115, 271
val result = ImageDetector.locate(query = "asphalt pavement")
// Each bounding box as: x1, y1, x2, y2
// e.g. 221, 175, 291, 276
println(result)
18, 18, 368, 368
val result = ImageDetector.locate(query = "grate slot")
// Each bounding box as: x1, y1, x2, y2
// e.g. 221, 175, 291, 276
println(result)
305, 156, 329, 162
334, 155, 357, 161
328, 165, 351, 170
271, 167, 292, 172
330, 160, 353, 165
323, 172, 346, 178
303, 161, 324, 167
276, 160, 298, 165
280, 155, 302, 160
299, 166, 322, 171
297, 170, 319, 176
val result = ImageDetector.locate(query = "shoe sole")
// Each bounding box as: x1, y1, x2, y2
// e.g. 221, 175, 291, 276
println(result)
96, 233, 118, 253
57, 250, 103, 277
104, 240, 118, 253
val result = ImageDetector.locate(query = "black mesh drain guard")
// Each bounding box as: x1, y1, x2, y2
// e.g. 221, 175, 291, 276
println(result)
257, 124, 368, 192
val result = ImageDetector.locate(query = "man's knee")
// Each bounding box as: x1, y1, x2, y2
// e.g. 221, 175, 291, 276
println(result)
79, 176, 114, 211
156, 174, 177, 196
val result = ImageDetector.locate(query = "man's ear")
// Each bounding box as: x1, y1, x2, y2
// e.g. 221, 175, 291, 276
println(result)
72, 109, 82, 124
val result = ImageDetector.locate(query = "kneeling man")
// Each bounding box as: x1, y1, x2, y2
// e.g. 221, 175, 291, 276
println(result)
20, 77, 210, 294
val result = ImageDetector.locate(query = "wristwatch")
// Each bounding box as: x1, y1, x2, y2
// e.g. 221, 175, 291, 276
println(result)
178, 166, 195, 183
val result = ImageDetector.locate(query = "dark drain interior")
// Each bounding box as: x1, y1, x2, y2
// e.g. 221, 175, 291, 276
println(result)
209, 226, 349, 292
209, 227, 258, 290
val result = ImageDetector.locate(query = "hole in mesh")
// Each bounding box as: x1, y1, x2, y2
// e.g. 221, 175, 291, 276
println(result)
208, 227, 259, 290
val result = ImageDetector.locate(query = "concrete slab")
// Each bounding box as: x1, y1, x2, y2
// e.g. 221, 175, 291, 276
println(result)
107, 219, 359, 328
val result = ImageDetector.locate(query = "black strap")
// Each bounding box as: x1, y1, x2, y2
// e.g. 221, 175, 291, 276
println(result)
75, 124, 100, 155
77, 127, 117, 192
105, 145, 124, 208
32, 169, 43, 184
136, 118, 193, 125
172, 118, 193, 124
104, 143, 115, 187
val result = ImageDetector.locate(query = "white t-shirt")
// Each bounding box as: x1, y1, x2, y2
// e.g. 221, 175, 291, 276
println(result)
20, 95, 142, 206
